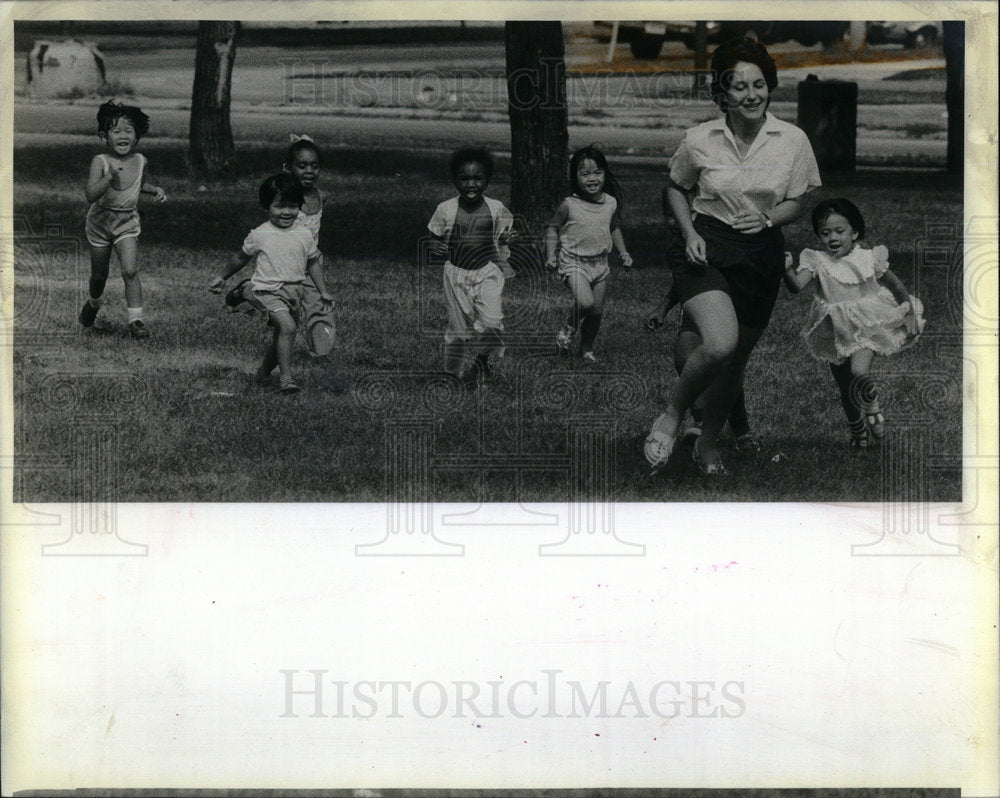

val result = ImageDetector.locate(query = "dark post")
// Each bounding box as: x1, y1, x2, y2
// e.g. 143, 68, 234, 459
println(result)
693, 22, 708, 70
797, 75, 858, 172
942, 21, 964, 176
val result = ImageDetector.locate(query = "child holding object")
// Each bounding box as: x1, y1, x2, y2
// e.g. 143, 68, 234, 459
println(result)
209, 173, 333, 395
546, 145, 632, 362
80, 100, 167, 338
224, 134, 337, 357
426, 146, 516, 389
784, 198, 925, 447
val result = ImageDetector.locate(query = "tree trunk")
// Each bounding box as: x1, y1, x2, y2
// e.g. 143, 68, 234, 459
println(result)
189, 21, 238, 180
942, 21, 964, 176
504, 22, 569, 239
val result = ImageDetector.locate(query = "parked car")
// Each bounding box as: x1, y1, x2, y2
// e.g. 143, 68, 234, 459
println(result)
592, 21, 723, 58
594, 20, 849, 59
866, 21, 942, 48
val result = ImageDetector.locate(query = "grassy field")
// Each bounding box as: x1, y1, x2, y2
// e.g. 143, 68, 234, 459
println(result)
11, 135, 963, 503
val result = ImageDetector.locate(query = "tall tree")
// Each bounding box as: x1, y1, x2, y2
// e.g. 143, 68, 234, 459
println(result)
504, 22, 569, 238
942, 21, 964, 176
189, 21, 238, 179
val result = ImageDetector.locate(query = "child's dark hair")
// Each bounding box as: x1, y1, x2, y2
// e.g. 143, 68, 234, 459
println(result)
811, 198, 866, 238
450, 146, 494, 180
97, 100, 150, 139
285, 137, 323, 167
258, 173, 304, 209
570, 144, 623, 212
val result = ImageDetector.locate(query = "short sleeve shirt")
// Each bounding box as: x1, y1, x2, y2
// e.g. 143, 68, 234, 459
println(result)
559, 194, 618, 257
669, 112, 821, 226
242, 221, 320, 291
448, 202, 495, 270
427, 196, 514, 271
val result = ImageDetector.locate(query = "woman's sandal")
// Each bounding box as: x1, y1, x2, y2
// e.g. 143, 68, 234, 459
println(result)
692, 438, 729, 476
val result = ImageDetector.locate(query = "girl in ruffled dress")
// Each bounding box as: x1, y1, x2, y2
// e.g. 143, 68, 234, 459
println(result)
784, 198, 924, 447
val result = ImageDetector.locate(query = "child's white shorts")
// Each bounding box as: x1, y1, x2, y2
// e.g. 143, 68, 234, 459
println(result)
557, 251, 610, 285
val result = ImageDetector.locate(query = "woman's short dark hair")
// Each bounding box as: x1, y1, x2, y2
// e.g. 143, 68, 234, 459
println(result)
710, 37, 778, 108
450, 146, 494, 180
811, 198, 866, 238
258, 172, 304, 209
96, 100, 150, 139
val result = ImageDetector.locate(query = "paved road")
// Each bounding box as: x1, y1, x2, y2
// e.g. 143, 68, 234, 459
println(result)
14, 38, 947, 166
13, 101, 945, 168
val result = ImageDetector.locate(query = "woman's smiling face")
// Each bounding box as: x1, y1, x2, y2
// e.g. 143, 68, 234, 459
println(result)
725, 61, 769, 124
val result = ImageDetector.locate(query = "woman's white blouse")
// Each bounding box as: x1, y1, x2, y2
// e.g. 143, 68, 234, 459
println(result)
669, 112, 822, 227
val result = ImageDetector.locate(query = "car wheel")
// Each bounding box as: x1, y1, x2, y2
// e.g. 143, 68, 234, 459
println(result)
905, 26, 938, 48
820, 28, 847, 49
630, 36, 664, 59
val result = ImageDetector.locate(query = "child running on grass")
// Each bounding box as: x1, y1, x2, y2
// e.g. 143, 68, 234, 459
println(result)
224, 134, 337, 357
209, 173, 333, 395
427, 146, 516, 389
80, 100, 167, 338
546, 145, 632, 362
784, 198, 924, 447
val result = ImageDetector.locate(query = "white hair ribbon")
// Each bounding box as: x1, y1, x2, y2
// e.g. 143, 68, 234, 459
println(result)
289, 134, 314, 143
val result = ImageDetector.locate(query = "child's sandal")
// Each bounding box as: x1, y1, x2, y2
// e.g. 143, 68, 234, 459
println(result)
850, 427, 870, 449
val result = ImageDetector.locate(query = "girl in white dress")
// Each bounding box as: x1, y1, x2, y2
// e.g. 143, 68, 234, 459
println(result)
784, 198, 925, 447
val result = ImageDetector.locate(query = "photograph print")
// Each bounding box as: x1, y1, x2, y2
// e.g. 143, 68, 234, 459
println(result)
9, 18, 971, 504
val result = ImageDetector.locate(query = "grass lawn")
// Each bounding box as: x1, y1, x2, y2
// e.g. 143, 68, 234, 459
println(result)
11, 136, 963, 502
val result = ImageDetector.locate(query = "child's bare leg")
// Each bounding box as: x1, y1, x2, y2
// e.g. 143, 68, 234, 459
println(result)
88, 245, 113, 300
268, 310, 297, 382
261, 326, 280, 377
580, 278, 606, 355
849, 349, 882, 437
829, 359, 866, 443
81, 244, 112, 326
646, 293, 671, 329
115, 237, 142, 312
565, 272, 595, 331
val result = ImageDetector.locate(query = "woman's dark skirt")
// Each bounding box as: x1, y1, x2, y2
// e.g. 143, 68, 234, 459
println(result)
669, 214, 786, 330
